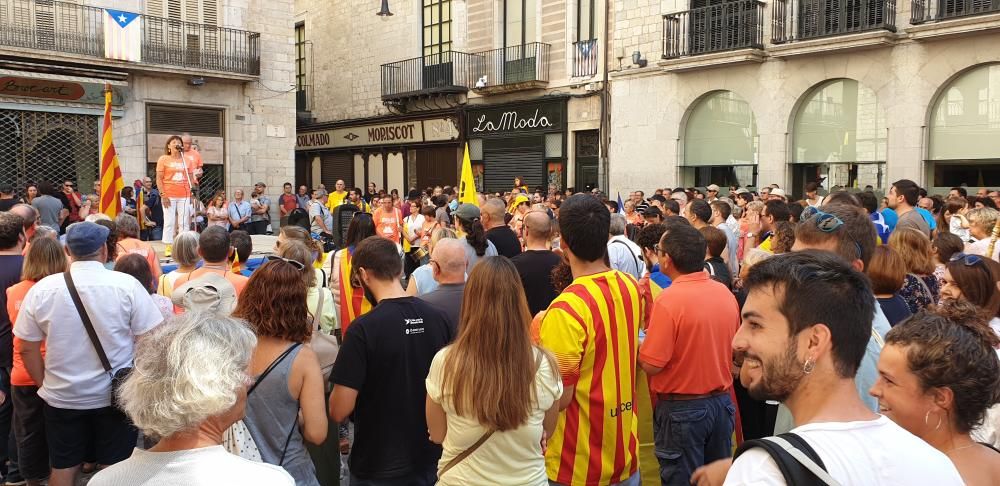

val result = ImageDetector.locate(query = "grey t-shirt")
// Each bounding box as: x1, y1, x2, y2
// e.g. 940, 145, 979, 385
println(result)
308, 201, 332, 234
419, 283, 464, 334
32, 195, 64, 230
251, 195, 271, 223
896, 208, 930, 238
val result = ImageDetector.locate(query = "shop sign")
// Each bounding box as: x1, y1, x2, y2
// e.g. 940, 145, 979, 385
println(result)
296, 117, 460, 151
466, 100, 566, 137
0, 76, 126, 105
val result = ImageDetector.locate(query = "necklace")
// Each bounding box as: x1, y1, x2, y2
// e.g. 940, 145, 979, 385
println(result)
944, 443, 977, 455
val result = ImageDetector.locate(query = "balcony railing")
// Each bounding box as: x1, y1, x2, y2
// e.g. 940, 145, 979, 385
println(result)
380, 51, 477, 100
572, 39, 599, 77
772, 0, 896, 43
0, 0, 260, 75
473, 42, 551, 88
662, 1, 765, 59
911, 0, 1000, 23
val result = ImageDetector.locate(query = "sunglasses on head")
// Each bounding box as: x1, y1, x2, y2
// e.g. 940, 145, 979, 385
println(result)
801, 206, 863, 259
266, 255, 306, 271
949, 253, 984, 267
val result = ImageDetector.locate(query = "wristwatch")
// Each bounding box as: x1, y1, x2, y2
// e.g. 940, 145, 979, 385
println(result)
745, 232, 756, 238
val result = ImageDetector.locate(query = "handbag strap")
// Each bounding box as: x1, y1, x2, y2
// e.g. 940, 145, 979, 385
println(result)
248, 343, 301, 396
278, 406, 299, 466
312, 288, 325, 330
64, 272, 112, 373
438, 349, 544, 478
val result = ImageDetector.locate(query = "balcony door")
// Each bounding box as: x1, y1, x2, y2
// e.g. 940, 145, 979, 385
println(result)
145, 0, 220, 66
798, 0, 885, 39
422, 0, 453, 90
688, 0, 758, 55
503, 0, 538, 84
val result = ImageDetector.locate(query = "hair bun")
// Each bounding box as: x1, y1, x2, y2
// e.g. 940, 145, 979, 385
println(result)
933, 300, 1000, 349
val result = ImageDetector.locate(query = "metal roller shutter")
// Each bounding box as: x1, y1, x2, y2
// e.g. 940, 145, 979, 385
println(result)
0, 110, 99, 200
321, 153, 354, 190
483, 136, 545, 193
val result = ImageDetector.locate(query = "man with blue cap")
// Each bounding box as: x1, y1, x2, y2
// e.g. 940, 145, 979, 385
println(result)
14, 221, 163, 486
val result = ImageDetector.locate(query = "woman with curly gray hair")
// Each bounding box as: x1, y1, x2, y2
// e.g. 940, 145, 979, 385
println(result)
89, 312, 294, 486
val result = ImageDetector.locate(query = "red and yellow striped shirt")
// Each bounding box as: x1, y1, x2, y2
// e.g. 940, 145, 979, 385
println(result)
540, 269, 645, 486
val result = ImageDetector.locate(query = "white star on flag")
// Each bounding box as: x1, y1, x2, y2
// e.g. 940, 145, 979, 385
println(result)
118, 14, 127, 24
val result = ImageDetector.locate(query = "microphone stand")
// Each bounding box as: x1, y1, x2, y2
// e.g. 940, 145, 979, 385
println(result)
177, 145, 198, 232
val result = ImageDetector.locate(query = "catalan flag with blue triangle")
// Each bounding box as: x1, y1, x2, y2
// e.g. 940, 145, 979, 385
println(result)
104, 9, 141, 62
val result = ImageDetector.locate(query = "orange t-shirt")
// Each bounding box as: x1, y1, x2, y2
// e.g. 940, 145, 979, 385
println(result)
373, 207, 402, 243
639, 272, 739, 395
156, 150, 202, 199
116, 238, 163, 281
7, 280, 44, 387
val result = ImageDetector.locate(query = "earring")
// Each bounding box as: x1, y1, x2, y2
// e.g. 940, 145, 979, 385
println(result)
802, 357, 815, 375
924, 410, 943, 431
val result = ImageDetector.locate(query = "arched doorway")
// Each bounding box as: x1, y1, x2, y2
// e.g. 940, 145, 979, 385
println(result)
927, 63, 1000, 193
790, 79, 887, 198
682, 90, 758, 189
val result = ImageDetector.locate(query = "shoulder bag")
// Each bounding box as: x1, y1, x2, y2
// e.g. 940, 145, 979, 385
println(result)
64, 272, 131, 412
223, 343, 302, 463
733, 432, 841, 486
438, 350, 544, 478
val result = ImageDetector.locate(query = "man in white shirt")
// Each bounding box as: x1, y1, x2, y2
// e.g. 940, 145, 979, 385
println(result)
16, 221, 164, 486
710, 201, 739, 276
691, 251, 963, 486
607, 213, 645, 280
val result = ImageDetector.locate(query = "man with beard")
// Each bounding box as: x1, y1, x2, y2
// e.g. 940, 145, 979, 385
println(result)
691, 251, 962, 486
329, 236, 454, 484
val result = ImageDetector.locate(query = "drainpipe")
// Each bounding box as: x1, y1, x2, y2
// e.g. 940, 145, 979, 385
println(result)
599, 0, 611, 192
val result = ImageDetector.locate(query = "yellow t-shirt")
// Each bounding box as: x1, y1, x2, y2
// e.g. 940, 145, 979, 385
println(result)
325, 191, 348, 210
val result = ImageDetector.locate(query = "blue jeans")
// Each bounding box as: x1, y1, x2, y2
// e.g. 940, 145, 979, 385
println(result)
653, 393, 734, 486
549, 471, 641, 486
350, 463, 436, 486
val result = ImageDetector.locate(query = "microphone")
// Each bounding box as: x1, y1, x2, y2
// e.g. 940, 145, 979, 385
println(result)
175, 144, 184, 151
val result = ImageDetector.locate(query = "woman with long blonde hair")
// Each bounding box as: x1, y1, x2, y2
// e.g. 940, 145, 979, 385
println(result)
425, 256, 562, 485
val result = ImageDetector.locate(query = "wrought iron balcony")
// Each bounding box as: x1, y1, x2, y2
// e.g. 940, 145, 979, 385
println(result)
911, 0, 1000, 23
380, 51, 477, 101
472, 42, 551, 93
572, 39, 599, 77
772, 0, 896, 43
0, 0, 260, 75
662, 1, 765, 59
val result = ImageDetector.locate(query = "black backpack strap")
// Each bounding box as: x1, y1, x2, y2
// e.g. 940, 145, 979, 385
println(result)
734, 432, 840, 486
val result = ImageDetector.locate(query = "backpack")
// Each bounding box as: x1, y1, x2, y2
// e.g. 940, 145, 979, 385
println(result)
287, 207, 310, 231
733, 433, 841, 486
332, 204, 360, 248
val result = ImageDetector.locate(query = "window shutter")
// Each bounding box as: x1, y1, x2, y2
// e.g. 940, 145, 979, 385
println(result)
146, 0, 165, 17
147, 105, 224, 136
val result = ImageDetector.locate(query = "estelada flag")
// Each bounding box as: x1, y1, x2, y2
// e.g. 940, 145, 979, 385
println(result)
99, 84, 124, 218
457, 143, 478, 207
104, 9, 141, 62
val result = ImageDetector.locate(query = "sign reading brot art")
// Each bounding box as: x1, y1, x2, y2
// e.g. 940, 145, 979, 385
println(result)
296, 117, 460, 150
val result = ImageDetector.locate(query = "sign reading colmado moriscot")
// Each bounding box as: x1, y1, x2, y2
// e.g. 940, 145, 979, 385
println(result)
296, 117, 460, 150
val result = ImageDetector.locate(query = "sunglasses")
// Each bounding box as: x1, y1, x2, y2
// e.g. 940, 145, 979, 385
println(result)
801, 206, 863, 259
266, 255, 306, 271
949, 253, 984, 267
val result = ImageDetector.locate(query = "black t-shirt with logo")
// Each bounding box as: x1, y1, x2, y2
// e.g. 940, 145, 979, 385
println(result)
331, 296, 454, 479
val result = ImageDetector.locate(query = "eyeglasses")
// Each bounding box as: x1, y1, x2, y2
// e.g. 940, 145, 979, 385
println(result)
950, 253, 985, 267
801, 206, 863, 259
266, 255, 306, 271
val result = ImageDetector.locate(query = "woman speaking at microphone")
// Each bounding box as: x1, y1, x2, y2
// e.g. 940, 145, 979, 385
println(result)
156, 135, 196, 257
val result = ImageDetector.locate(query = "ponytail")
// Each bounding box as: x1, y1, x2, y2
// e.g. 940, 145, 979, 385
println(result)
461, 217, 488, 256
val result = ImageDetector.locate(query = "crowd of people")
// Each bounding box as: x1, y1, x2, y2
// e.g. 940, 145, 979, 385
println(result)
0, 173, 998, 486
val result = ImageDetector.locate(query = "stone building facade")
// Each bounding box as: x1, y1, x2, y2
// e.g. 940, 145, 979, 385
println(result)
295, 0, 610, 194
0, 0, 294, 219
608, 0, 1000, 198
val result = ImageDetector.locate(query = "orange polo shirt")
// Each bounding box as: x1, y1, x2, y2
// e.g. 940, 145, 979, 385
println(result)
640, 271, 739, 395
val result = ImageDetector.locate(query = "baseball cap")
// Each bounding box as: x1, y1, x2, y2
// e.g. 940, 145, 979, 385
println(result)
254, 182, 266, 187
453, 203, 481, 222
735, 188, 750, 195
512, 195, 530, 207
670, 192, 688, 205
65, 222, 110, 256
707, 184, 720, 192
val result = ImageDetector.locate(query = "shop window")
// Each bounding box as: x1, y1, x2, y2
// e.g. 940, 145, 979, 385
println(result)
683, 90, 759, 167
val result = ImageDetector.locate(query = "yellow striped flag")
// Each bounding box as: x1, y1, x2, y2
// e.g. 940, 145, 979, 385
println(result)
134, 180, 145, 229
99, 85, 124, 218
458, 142, 478, 207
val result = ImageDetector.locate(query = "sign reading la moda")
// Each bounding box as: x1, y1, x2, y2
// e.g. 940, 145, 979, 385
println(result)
472, 109, 554, 134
